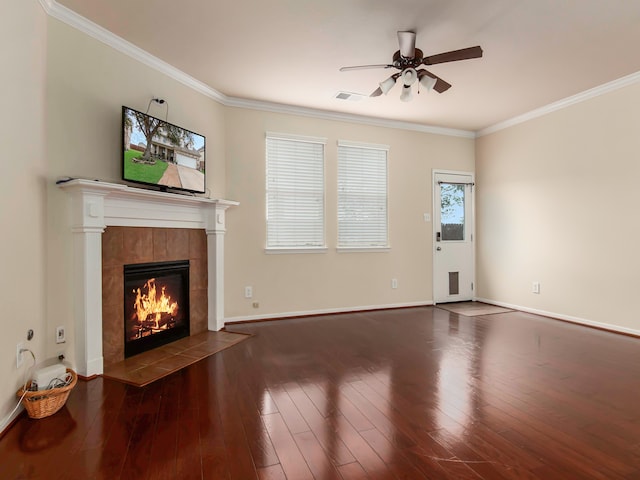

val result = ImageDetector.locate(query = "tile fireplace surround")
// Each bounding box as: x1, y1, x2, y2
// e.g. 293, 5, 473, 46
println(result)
59, 179, 238, 378
103, 227, 206, 366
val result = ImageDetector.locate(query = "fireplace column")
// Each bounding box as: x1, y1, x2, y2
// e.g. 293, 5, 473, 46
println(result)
66, 185, 111, 377
207, 207, 229, 331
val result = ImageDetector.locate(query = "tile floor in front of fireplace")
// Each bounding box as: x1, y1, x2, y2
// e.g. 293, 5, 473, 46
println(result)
102, 330, 251, 387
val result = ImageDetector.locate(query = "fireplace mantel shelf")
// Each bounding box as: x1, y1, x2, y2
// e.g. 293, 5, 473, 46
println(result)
59, 179, 238, 232
59, 179, 239, 377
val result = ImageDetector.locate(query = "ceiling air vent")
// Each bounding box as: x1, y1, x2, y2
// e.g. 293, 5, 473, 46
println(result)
334, 91, 366, 102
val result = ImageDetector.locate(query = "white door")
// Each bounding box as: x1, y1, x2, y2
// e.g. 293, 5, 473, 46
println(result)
433, 171, 474, 303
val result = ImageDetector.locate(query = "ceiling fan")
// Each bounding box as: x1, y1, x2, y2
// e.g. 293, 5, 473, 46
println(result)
339, 31, 483, 101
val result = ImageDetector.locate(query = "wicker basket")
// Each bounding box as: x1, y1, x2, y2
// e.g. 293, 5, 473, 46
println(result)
17, 369, 77, 419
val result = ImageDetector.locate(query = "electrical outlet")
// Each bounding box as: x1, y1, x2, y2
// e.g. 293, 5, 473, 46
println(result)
532, 282, 540, 294
252, 302, 259, 309
16, 342, 24, 368
391, 278, 398, 289
56, 326, 66, 344
245, 286, 253, 298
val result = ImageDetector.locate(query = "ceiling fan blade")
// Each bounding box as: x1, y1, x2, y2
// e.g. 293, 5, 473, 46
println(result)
370, 87, 383, 97
423, 46, 483, 65
422, 70, 452, 93
339, 64, 394, 72
398, 31, 416, 58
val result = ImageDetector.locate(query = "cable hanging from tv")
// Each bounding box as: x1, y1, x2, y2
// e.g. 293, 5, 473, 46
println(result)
146, 97, 169, 122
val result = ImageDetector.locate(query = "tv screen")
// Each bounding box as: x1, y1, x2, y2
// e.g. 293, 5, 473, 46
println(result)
122, 106, 206, 194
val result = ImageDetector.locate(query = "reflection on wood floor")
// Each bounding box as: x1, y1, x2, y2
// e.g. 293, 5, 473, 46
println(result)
2, 306, 640, 479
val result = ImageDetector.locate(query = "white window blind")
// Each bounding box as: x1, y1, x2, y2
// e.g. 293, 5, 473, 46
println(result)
338, 142, 388, 248
266, 134, 325, 249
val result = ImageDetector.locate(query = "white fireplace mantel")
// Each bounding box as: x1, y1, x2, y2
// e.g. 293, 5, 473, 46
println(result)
59, 179, 238, 377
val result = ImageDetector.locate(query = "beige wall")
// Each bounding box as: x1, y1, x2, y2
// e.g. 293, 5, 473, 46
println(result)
0, 0, 48, 428
224, 107, 475, 319
45, 20, 227, 196
476, 81, 640, 333
43, 20, 226, 380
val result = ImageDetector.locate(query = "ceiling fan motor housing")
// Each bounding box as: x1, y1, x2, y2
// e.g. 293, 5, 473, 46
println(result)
393, 49, 424, 70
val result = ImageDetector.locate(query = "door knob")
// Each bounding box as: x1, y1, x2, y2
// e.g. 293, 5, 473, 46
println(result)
436, 246, 441, 251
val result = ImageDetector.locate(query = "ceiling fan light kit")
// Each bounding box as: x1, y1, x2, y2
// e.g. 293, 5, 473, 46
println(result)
379, 75, 397, 94
401, 68, 418, 86
418, 72, 437, 92
340, 31, 483, 102
400, 85, 413, 102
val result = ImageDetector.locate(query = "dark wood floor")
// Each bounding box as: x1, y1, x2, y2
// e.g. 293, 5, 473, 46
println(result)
2, 306, 640, 479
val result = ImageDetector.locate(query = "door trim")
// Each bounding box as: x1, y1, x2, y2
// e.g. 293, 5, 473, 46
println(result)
432, 169, 476, 304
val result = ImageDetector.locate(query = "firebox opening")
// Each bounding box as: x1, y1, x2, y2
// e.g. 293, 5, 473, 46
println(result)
124, 260, 190, 358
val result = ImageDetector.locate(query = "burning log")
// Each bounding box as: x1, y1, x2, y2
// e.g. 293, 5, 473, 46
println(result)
143, 312, 175, 330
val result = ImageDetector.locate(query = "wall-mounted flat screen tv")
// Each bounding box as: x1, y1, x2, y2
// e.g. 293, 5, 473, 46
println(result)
122, 106, 206, 194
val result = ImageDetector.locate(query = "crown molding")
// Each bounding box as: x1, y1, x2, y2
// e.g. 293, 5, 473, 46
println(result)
40, 0, 475, 139
225, 96, 475, 138
478, 70, 640, 137
39, 0, 226, 103
40, 0, 640, 141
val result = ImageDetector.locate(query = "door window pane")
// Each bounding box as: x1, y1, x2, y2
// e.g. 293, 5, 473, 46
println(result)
440, 183, 465, 241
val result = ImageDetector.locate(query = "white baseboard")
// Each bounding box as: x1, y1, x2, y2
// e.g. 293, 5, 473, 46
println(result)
224, 301, 433, 324
475, 297, 640, 337
0, 405, 24, 437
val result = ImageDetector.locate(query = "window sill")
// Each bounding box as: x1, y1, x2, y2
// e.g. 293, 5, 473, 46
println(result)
336, 247, 390, 253
264, 247, 328, 255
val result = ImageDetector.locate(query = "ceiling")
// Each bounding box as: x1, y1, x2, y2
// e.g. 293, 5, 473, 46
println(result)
55, 0, 640, 132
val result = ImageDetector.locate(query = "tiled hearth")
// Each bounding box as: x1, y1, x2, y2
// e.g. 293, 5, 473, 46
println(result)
59, 179, 238, 377
103, 330, 251, 387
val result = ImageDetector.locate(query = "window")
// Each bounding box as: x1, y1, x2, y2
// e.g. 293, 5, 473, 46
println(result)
439, 183, 466, 241
337, 141, 389, 249
266, 133, 326, 251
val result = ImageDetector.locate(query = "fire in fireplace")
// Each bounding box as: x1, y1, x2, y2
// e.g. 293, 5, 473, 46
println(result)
123, 260, 190, 357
